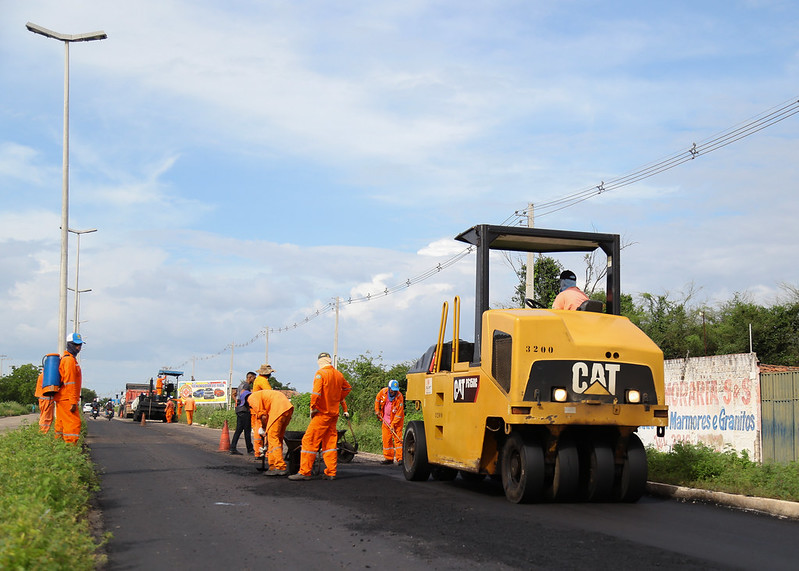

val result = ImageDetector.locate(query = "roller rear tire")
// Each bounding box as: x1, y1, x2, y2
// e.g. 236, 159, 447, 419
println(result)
501, 432, 545, 503
402, 421, 431, 481
579, 438, 615, 502
546, 437, 579, 502
615, 433, 647, 502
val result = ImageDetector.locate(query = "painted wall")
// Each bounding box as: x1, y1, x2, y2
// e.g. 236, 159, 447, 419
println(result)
638, 353, 761, 461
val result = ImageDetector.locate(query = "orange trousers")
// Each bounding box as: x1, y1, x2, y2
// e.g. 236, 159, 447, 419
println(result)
299, 413, 339, 477
186, 410, 194, 425
265, 410, 293, 470
381, 422, 403, 461
252, 411, 263, 458
166, 409, 174, 423
54, 400, 81, 444
38, 397, 55, 433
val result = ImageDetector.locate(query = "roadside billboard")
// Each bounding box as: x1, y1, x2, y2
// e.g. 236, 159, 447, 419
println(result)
178, 379, 228, 405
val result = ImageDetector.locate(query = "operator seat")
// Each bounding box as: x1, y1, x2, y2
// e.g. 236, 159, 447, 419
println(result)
577, 299, 604, 312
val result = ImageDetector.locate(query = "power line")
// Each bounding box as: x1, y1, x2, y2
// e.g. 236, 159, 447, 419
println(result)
176, 95, 799, 368
516, 96, 799, 221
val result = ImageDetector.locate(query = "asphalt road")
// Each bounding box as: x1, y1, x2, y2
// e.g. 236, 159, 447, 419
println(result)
84, 417, 799, 570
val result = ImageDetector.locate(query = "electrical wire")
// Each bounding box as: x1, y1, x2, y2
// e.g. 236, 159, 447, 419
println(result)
173, 96, 799, 369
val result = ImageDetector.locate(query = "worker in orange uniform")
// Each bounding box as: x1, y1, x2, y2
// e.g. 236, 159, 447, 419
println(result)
165, 397, 175, 423
53, 333, 84, 444
34, 371, 55, 433
552, 270, 589, 310
289, 352, 351, 481
248, 389, 294, 476
184, 394, 196, 425
375, 379, 405, 465
250, 364, 274, 459
177, 396, 185, 421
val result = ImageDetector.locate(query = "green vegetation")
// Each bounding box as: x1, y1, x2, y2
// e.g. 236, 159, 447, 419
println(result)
0, 364, 38, 405
647, 442, 799, 502
0, 424, 107, 569
0, 401, 32, 417
514, 255, 799, 365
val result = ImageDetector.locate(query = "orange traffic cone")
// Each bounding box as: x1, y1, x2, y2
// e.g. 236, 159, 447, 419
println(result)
140, 413, 146, 426
218, 419, 230, 451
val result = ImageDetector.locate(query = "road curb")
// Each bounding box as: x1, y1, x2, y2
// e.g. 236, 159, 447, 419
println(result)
647, 481, 799, 519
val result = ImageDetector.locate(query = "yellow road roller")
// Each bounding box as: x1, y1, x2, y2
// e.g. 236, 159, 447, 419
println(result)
403, 224, 668, 503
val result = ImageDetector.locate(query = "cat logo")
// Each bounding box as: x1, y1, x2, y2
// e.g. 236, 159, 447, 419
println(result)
453, 375, 479, 403
572, 362, 621, 396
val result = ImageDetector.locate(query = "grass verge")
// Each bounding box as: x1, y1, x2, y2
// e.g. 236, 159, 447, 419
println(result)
0, 423, 108, 569
647, 442, 799, 502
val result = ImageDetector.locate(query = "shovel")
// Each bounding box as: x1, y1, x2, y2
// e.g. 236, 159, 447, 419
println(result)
382, 418, 402, 442
343, 413, 359, 454
255, 423, 267, 472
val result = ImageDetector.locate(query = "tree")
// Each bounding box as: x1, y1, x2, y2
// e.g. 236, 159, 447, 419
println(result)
338, 352, 410, 421
0, 364, 39, 405
511, 255, 563, 308
266, 376, 296, 391
81, 388, 97, 404
624, 291, 706, 360
711, 294, 799, 365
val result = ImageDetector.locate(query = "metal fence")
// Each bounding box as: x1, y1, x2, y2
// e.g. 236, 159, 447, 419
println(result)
760, 371, 799, 463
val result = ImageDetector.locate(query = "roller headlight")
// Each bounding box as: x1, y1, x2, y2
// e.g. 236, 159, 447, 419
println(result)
626, 389, 641, 404
552, 388, 568, 402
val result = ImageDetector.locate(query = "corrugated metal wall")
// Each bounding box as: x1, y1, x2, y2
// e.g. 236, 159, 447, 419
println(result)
760, 371, 799, 463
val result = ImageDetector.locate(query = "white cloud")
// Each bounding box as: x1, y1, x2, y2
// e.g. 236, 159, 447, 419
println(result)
2, 0, 799, 395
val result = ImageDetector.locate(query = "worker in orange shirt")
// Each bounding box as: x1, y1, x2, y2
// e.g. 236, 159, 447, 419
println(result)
184, 394, 196, 425
54, 333, 84, 445
34, 371, 55, 434
289, 352, 351, 481
552, 270, 589, 310
177, 396, 185, 421
248, 389, 294, 476
250, 364, 274, 459
165, 397, 175, 423
375, 379, 405, 465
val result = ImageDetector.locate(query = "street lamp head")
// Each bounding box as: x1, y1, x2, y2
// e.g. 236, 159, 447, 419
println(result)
26, 22, 107, 42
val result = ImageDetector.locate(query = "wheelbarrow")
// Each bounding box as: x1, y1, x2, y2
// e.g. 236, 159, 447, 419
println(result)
283, 427, 358, 475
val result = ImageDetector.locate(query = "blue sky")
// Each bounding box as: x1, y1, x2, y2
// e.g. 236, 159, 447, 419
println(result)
2, 0, 798, 396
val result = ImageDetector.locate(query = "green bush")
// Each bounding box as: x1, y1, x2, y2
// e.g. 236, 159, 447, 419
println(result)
0, 401, 32, 417
647, 442, 799, 502
0, 425, 107, 569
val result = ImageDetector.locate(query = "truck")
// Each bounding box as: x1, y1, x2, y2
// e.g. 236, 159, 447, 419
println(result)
130, 369, 183, 423
403, 224, 669, 503
121, 383, 151, 418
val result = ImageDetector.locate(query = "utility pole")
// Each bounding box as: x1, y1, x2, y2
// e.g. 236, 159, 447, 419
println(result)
333, 297, 340, 368
228, 340, 234, 408
525, 203, 535, 301
0, 355, 8, 377
264, 327, 269, 364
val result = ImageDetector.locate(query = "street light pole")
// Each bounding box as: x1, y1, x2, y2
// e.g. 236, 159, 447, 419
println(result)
68, 228, 97, 334
26, 22, 107, 354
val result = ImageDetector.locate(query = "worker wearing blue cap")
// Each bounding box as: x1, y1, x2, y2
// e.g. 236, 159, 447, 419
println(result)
374, 379, 405, 465
54, 333, 85, 444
